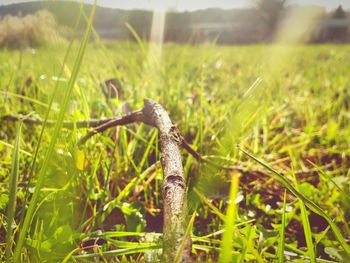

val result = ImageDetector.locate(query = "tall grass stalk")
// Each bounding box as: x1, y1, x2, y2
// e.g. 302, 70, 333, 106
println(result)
277, 190, 287, 263
5, 122, 22, 262
174, 211, 197, 263
18, 1, 84, 223
292, 166, 316, 263
219, 172, 239, 263
12, 2, 97, 261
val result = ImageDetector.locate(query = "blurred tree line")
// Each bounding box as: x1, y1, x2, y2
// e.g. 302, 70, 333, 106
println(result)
0, 0, 349, 48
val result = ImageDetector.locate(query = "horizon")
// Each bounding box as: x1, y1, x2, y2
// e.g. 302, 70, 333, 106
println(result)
1, 0, 350, 11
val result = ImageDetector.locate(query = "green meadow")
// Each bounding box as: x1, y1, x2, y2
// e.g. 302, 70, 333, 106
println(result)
1, 22, 350, 261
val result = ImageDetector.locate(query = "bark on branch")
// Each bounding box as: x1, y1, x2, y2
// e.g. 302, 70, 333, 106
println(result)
3, 100, 328, 262
142, 99, 191, 262
1, 114, 115, 129
2, 99, 191, 262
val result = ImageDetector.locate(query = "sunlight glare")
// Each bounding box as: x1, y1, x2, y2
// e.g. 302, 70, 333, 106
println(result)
263, 7, 324, 77
143, 0, 171, 92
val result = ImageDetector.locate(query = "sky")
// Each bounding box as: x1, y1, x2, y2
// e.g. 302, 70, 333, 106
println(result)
1, 0, 350, 11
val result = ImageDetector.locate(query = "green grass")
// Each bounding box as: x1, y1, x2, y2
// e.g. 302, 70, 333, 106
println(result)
219, 173, 239, 262
239, 146, 350, 256
5, 121, 21, 262
277, 190, 287, 263
11, 2, 96, 261
292, 165, 316, 263
0, 34, 350, 262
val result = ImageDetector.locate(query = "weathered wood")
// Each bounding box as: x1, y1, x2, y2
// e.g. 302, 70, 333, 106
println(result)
2, 99, 192, 262
142, 99, 191, 262
1, 114, 115, 129
78, 110, 143, 145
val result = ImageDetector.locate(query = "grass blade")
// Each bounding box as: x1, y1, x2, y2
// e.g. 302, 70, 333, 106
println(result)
91, 231, 161, 239
193, 187, 226, 221
17, 0, 85, 230
5, 122, 22, 262
308, 160, 350, 201
219, 172, 239, 263
238, 146, 350, 255
292, 167, 316, 263
0, 91, 50, 109
125, 22, 147, 56
98, 162, 159, 225
12, 2, 97, 261
73, 245, 160, 259
0, 140, 31, 156
174, 211, 197, 263
277, 190, 287, 263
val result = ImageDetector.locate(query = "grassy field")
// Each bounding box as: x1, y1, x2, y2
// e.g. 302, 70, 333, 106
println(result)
1, 40, 350, 262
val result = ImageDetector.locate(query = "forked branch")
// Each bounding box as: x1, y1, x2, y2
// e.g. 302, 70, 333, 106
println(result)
2, 99, 191, 262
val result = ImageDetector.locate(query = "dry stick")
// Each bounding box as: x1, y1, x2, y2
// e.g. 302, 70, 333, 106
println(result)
4, 101, 333, 261
3, 114, 331, 176
142, 99, 191, 263
80, 100, 191, 262
3, 112, 244, 169
1, 114, 115, 129
3, 100, 190, 262
4, 114, 334, 179
80, 100, 190, 262
78, 110, 143, 145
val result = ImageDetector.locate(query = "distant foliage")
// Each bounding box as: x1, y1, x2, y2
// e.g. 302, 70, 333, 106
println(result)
333, 5, 346, 19
255, 0, 289, 39
0, 10, 68, 48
